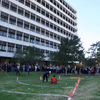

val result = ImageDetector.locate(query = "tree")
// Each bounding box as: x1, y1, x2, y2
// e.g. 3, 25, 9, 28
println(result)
85, 58, 96, 67
12, 46, 45, 65
49, 36, 84, 75
88, 41, 100, 64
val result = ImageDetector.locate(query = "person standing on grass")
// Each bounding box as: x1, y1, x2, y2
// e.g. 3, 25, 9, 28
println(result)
42, 71, 51, 82
91, 67, 94, 75
50, 75, 57, 84
16, 64, 20, 76
23, 64, 25, 72
35, 65, 37, 72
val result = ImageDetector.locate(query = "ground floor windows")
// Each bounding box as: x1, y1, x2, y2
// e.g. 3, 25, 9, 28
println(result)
0, 41, 6, 52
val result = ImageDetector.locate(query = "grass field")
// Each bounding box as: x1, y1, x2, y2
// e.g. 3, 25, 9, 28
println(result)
0, 71, 100, 100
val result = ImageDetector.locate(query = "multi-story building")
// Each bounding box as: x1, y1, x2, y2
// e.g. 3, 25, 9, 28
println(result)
0, 0, 77, 63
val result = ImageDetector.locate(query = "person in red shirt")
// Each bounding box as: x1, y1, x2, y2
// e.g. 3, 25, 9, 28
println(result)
91, 67, 94, 75
50, 75, 57, 84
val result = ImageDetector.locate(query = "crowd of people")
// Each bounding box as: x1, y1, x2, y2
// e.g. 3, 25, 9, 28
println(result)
0, 63, 100, 75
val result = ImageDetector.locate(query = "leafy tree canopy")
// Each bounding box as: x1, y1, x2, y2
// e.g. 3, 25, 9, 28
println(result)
49, 36, 84, 66
12, 46, 45, 65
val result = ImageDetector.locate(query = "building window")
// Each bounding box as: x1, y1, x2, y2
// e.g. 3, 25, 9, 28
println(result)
57, 11, 59, 16
31, 3, 35, 10
1, 12, 8, 23
50, 32, 53, 39
63, 15, 65, 19
9, 15, 16, 25
54, 0, 56, 5
50, 42, 53, 48
66, 24, 68, 29
54, 43, 56, 49
60, 21, 62, 25
57, 19, 59, 24
41, 28, 45, 35
46, 3, 49, 9
54, 9, 56, 14
25, 0, 30, 7
30, 24, 35, 32
50, 14, 53, 20
63, 8, 65, 12
36, 26, 40, 34
54, 34, 56, 40
2, 0, 9, 9
0, 41, 6, 52
36, 16, 40, 23
57, 35, 60, 41
46, 50, 49, 54
41, 49, 45, 53
64, 30, 66, 35
8, 43, 15, 52
24, 33, 29, 42
24, 21, 29, 30
63, 23, 65, 27
8, 29, 15, 39
41, 9, 45, 15
46, 12, 49, 18
54, 16, 56, 22
50, 6, 53, 11
57, 3, 59, 8
30, 35, 35, 44
46, 30, 49, 37
37, 0, 41, 3
23, 46, 27, 51
66, 10, 68, 14
25, 10, 30, 18
50, 23, 53, 29
37, 6, 40, 13
19, 0, 24, 4
31, 13, 35, 21
10, 3, 17, 12
18, 7, 24, 16
41, 18, 45, 25
46, 21, 49, 27
16, 31, 22, 41
61, 29, 63, 34
66, 31, 68, 36
17, 19, 23, 28
60, 13, 62, 17
0, 26, 7, 37
42, 0, 45, 6
36, 37, 40, 45
54, 25, 56, 31
41, 39, 45, 46
46, 40, 49, 47
50, 51, 53, 54
57, 27, 60, 32
16, 44, 22, 52
60, 5, 62, 10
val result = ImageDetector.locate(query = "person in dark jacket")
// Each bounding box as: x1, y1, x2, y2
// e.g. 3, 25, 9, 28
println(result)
42, 71, 51, 82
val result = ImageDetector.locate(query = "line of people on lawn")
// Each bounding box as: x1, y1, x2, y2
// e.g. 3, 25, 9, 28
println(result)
0, 63, 100, 75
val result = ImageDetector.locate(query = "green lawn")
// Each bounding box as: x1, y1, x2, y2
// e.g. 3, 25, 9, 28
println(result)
0, 71, 100, 100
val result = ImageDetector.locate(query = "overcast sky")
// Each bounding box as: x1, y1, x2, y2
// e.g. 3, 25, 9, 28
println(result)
66, 0, 100, 54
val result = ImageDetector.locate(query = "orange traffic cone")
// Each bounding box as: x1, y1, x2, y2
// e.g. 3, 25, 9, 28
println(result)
78, 79, 79, 83
59, 76, 60, 79
70, 90, 73, 98
17, 77, 18, 81
75, 83, 77, 88
40, 76, 42, 80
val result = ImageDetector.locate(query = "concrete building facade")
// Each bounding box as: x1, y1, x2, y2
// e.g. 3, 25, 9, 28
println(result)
0, 0, 77, 61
